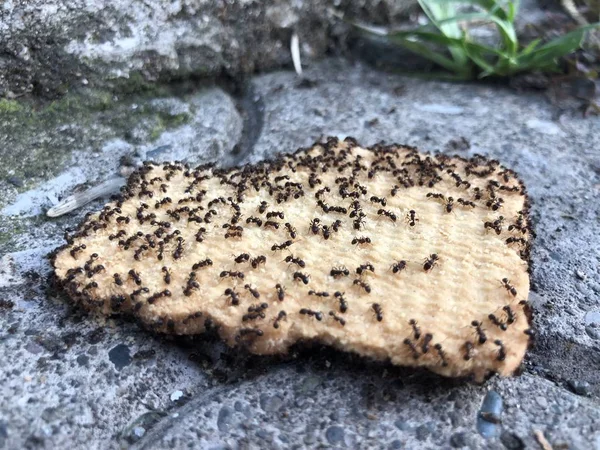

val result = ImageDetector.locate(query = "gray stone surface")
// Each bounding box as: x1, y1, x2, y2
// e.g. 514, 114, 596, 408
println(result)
0, 0, 416, 99
1, 59, 600, 449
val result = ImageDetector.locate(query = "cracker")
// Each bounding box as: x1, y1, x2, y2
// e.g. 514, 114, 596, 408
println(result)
52, 137, 534, 381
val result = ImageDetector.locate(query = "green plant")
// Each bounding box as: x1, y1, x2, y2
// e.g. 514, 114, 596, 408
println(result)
347, 0, 599, 79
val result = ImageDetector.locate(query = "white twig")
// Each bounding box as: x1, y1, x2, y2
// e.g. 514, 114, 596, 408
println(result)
291, 32, 303, 76
46, 177, 126, 217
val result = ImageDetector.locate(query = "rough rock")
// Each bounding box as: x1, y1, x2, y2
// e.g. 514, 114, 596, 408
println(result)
0, 0, 416, 99
0, 59, 599, 448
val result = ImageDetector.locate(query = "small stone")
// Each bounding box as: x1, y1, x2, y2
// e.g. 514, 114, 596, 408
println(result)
500, 431, 525, 450
133, 427, 146, 438
260, 393, 283, 412
586, 326, 600, 340
584, 311, 600, 326
76, 354, 89, 366
325, 426, 344, 445
217, 406, 233, 432
170, 390, 184, 402
477, 391, 503, 438
575, 270, 586, 280
536, 396, 548, 409
7, 176, 24, 188
450, 431, 468, 448
388, 439, 403, 449
394, 420, 412, 431
108, 344, 132, 370
415, 423, 434, 441
568, 380, 591, 396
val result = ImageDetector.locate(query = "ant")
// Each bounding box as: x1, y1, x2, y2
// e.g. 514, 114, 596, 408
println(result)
236, 328, 264, 341
403, 338, 420, 360
332, 220, 342, 232
258, 201, 268, 214
128, 269, 142, 285
293, 272, 310, 285
434, 343, 448, 367
356, 263, 375, 275
370, 196, 386, 206
275, 284, 285, 301
251, 255, 267, 269
322, 225, 331, 240
506, 237, 527, 245
224, 288, 240, 306
406, 210, 418, 227
471, 321, 487, 344
69, 244, 87, 259
234, 253, 250, 264
494, 340, 506, 361
353, 279, 371, 293
329, 311, 346, 326
285, 223, 297, 239
266, 211, 284, 219
463, 341, 474, 361
377, 209, 397, 222
300, 308, 323, 321
330, 267, 350, 278
501, 278, 517, 296
273, 311, 287, 329
444, 196, 454, 213
334, 291, 348, 313
113, 273, 124, 286
271, 240, 293, 251
457, 198, 476, 208
408, 319, 421, 339
486, 198, 504, 211
246, 216, 263, 227
488, 313, 507, 331
147, 290, 171, 304
192, 258, 213, 270
310, 218, 321, 235
308, 290, 329, 297
264, 221, 280, 230
285, 255, 305, 268
423, 254, 439, 272
391, 260, 407, 274
426, 192, 444, 200
161, 267, 171, 285
352, 236, 371, 246
503, 305, 516, 324
371, 303, 383, 321
244, 284, 261, 299
421, 334, 433, 353
220, 271, 245, 280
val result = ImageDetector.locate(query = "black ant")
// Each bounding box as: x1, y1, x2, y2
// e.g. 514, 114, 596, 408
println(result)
162, 267, 171, 284
273, 311, 287, 329
332, 220, 342, 232
457, 198, 476, 208
251, 255, 267, 269
463, 341, 474, 361
423, 254, 439, 272
403, 338, 419, 359
271, 240, 293, 251
285, 223, 297, 239
421, 334, 433, 353
300, 308, 323, 321
434, 343, 448, 367
310, 218, 321, 235
494, 340, 506, 361
131, 287, 149, 301
353, 279, 371, 293
285, 255, 305, 268
352, 236, 371, 246
406, 210, 418, 227
220, 271, 244, 279
293, 272, 310, 284
192, 258, 213, 270
471, 320, 487, 344
308, 290, 329, 297
488, 313, 507, 331
258, 201, 268, 214
244, 284, 260, 299
183, 273, 200, 296
356, 263, 375, 275
334, 291, 348, 313
391, 260, 407, 274
236, 328, 264, 341
377, 209, 397, 222
486, 198, 504, 211
426, 192, 444, 200
264, 220, 280, 230
234, 253, 250, 263
370, 196, 386, 206
330, 267, 350, 278
69, 244, 87, 259
503, 305, 516, 324
147, 290, 171, 304
315, 187, 330, 200
128, 269, 142, 285
266, 211, 284, 219
506, 237, 527, 245
275, 284, 285, 301
444, 196, 454, 213
329, 311, 346, 326
501, 278, 517, 296
322, 225, 331, 240
371, 303, 383, 321
224, 288, 240, 306
113, 273, 124, 286
408, 319, 421, 339
246, 216, 263, 227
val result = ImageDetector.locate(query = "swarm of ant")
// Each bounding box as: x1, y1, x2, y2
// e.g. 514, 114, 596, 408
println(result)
52, 137, 534, 381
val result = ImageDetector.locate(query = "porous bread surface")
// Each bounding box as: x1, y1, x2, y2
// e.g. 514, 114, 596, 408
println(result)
53, 138, 533, 381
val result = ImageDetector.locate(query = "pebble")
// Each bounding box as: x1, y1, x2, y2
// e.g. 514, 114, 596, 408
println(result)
108, 344, 131, 370
7, 176, 24, 188
585, 326, 599, 340
170, 390, 184, 402
133, 427, 146, 438
575, 270, 586, 280
394, 420, 412, 432
388, 439, 403, 449
525, 118, 565, 136
536, 396, 548, 409
477, 391, 503, 438
260, 393, 283, 412
325, 426, 344, 445
500, 431, 524, 450
76, 354, 89, 366
568, 380, 591, 396
415, 103, 465, 115
450, 431, 468, 448
584, 311, 600, 326
415, 422, 434, 441
217, 406, 233, 432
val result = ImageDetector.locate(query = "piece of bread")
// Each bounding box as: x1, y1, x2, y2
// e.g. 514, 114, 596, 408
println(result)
52, 137, 533, 381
